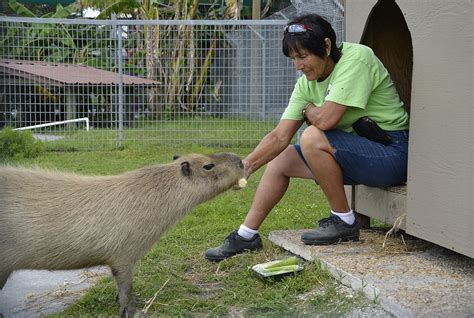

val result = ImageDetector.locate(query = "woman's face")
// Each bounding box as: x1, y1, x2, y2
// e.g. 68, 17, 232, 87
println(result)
289, 48, 333, 81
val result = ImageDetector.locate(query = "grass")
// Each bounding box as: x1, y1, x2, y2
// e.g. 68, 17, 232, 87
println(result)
12, 140, 377, 317
37, 116, 278, 152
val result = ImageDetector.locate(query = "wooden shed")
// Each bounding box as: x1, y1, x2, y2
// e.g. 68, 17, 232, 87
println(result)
344, 0, 473, 258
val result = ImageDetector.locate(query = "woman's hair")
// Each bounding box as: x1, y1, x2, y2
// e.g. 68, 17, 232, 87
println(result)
282, 14, 342, 62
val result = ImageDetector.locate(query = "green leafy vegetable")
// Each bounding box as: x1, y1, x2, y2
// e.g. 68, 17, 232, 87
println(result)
262, 256, 299, 272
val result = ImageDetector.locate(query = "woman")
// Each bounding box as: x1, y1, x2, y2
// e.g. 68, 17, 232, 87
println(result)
205, 13, 409, 261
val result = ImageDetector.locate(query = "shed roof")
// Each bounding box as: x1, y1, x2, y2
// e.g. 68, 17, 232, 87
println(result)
0, 59, 160, 86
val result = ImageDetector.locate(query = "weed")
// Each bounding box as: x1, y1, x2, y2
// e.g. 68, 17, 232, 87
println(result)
0, 128, 44, 162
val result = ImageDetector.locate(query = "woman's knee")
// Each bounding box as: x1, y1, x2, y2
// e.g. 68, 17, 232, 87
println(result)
300, 126, 333, 154
266, 145, 300, 175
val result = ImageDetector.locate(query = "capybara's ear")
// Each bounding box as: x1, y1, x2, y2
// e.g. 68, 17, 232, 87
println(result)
181, 161, 191, 176
173, 154, 180, 161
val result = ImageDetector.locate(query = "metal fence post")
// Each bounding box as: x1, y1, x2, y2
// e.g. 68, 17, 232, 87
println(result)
113, 15, 125, 149
249, 26, 265, 120
261, 37, 267, 121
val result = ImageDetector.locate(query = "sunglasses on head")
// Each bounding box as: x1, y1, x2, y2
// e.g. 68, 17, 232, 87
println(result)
284, 23, 314, 34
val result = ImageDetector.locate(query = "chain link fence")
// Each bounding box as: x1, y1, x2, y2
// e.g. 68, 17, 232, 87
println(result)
0, 9, 343, 150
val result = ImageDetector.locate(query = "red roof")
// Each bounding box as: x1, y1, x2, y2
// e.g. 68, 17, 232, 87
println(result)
0, 59, 160, 86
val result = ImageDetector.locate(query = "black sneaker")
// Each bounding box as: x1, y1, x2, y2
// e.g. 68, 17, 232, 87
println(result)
205, 230, 263, 261
301, 214, 359, 245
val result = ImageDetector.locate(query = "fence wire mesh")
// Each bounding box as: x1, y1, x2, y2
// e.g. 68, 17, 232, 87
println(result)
0, 12, 344, 150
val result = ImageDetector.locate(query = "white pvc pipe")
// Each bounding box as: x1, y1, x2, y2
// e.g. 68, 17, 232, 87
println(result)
13, 117, 90, 132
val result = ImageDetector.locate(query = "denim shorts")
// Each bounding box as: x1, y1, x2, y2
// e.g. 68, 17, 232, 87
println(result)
294, 129, 409, 187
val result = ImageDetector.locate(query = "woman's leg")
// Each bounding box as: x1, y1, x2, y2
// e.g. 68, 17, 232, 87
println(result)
296, 127, 408, 245
205, 145, 314, 261
298, 126, 359, 245
299, 125, 350, 213
243, 144, 315, 229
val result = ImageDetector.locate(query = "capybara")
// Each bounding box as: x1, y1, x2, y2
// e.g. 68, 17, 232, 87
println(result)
0, 152, 245, 316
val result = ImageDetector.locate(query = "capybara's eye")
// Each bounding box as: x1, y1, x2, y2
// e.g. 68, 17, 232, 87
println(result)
203, 163, 215, 170
238, 160, 244, 169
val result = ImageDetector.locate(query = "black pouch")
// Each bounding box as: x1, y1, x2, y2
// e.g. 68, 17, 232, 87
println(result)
352, 117, 392, 145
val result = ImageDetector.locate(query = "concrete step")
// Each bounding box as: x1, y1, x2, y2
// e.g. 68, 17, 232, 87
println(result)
268, 228, 474, 317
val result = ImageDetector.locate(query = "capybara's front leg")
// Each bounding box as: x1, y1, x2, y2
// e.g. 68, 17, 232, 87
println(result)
112, 264, 137, 317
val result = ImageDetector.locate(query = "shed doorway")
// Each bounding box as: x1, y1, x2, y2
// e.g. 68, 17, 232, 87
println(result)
360, 0, 413, 114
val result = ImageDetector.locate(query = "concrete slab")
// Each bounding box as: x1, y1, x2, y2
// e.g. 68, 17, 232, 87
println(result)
0, 267, 109, 318
32, 134, 65, 142
269, 228, 474, 318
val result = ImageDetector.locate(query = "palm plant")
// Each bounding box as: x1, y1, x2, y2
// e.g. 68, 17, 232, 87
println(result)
1, 0, 85, 63
79, 0, 244, 118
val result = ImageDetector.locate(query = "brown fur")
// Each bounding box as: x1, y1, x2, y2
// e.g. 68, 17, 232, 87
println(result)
0, 152, 244, 316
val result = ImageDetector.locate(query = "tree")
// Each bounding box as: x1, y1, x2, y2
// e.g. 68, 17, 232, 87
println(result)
1, 0, 93, 63
80, 0, 241, 117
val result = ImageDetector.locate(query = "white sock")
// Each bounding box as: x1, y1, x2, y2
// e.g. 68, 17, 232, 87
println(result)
237, 224, 258, 239
331, 209, 355, 225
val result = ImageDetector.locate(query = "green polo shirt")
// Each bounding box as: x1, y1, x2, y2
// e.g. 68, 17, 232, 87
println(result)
281, 42, 409, 132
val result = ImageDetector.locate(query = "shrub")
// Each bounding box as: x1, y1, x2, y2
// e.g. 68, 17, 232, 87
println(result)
0, 128, 44, 162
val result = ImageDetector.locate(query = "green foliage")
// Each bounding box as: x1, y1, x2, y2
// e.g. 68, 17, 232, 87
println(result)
95, 0, 141, 19
2, 0, 112, 66
0, 128, 44, 162
8, 0, 35, 17
7, 0, 75, 18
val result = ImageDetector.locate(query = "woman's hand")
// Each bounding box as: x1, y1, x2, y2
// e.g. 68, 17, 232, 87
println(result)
242, 159, 252, 180
302, 101, 347, 130
303, 102, 317, 126
241, 119, 303, 181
